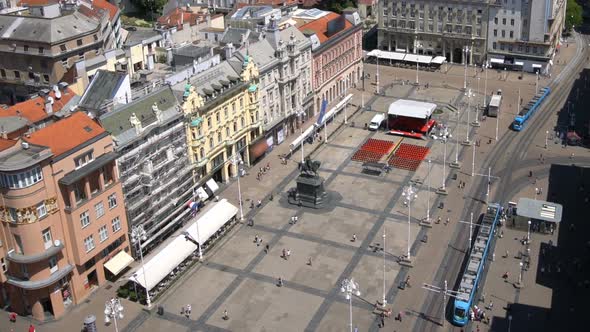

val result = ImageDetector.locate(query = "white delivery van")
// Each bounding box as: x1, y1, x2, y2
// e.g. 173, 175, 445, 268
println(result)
368, 113, 385, 130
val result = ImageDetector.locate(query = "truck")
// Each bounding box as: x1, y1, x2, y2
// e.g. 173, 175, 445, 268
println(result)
487, 95, 502, 117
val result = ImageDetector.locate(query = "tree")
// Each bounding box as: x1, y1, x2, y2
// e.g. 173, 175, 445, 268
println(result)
566, 0, 583, 30
132, 0, 168, 17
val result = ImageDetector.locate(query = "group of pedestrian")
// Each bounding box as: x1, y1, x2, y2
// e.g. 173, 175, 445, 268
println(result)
289, 215, 299, 224
458, 180, 466, 189
281, 248, 292, 260
181, 304, 192, 318
254, 234, 263, 246
256, 163, 271, 180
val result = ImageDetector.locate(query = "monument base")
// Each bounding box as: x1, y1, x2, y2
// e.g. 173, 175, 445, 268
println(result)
287, 174, 328, 209
420, 219, 433, 228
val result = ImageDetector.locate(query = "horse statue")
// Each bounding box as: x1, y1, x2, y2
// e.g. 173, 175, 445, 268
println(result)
299, 157, 321, 176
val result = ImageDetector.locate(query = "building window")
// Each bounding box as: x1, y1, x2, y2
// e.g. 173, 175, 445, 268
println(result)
75, 151, 94, 169
223, 107, 228, 119
0, 166, 43, 189
209, 139, 213, 148
533, 46, 538, 53
510, 31, 514, 38
42, 228, 52, 249
502, 18, 506, 25
502, 30, 505, 37
111, 216, 121, 233
226, 127, 230, 137
38, 47, 44, 54
84, 235, 95, 252
494, 29, 497, 37
24, 45, 29, 52
108, 193, 117, 209
77, 39, 83, 46
0, 258, 6, 273
500, 44, 505, 50
99, 225, 108, 242
493, 42, 497, 49
0, 69, 5, 78
49, 256, 58, 273
510, 19, 515, 26
73, 181, 87, 203
9, 208, 18, 223
60, 44, 67, 52
95, 202, 105, 218
217, 132, 222, 143
43, 74, 50, 82
494, 17, 498, 24
526, 46, 530, 52
216, 112, 220, 123
14, 71, 20, 79
80, 210, 90, 228
37, 202, 47, 219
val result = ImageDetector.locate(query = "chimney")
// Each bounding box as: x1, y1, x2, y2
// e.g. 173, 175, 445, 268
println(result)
44, 97, 54, 114
224, 43, 235, 59
1, 126, 6, 139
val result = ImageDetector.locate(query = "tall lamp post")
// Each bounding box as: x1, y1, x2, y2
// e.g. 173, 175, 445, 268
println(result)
104, 298, 124, 332
376, 51, 380, 95
340, 278, 361, 332
483, 62, 489, 109
381, 226, 387, 307
401, 184, 417, 267
545, 130, 549, 149
473, 78, 481, 127
433, 124, 450, 195
527, 220, 532, 242
450, 109, 461, 169
131, 225, 151, 308
463, 46, 470, 90
420, 159, 433, 227
462, 90, 472, 146
231, 155, 244, 221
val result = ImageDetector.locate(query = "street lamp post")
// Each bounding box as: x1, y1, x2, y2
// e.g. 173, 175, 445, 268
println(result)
401, 184, 417, 266
420, 159, 433, 227
535, 72, 539, 94
341, 278, 361, 332
416, 59, 420, 85
527, 220, 532, 242
381, 227, 387, 307
434, 124, 449, 195
231, 155, 244, 221
376, 51, 380, 94
483, 62, 488, 108
104, 298, 124, 332
545, 130, 549, 149
516, 262, 524, 288
471, 139, 476, 176
462, 90, 472, 145
463, 46, 470, 90
473, 78, 481, 127
450, 108, 461, 168
508, 315, 513, 332
131, 225, 151, 308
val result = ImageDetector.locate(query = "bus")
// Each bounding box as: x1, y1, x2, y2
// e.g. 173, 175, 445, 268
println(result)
487, 95, 502, 117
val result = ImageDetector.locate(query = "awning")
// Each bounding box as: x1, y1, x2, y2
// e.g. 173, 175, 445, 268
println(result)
403, 54, 419, 62
290, 124, 316, 150
249, 139, 269, 159
417, 55, 433, 64
195, 187, 209, 200
490, 58, 505, 64
205, 178, 219, 193
532, 64, 542, 68
129, 199, 238, 291
514, 61, 524, 66
104, 251, 134, 276
322, 94, 353, 124
431, 56, 446, 64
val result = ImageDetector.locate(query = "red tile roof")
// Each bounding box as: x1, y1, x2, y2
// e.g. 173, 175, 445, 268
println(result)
92, 0, 119, 21
158, 7, 206, 29
26, 112, 105, 157
0, 88, 77, 124
253, 0, 301, 6
0, 138, 17, 152
298, 12, 353, 44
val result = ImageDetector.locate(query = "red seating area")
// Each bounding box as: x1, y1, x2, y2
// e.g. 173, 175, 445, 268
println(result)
388, 143, 430, 171
351, 139, 396, 163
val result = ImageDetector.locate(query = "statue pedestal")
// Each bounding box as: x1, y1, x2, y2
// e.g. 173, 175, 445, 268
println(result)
288, 175, 328, 209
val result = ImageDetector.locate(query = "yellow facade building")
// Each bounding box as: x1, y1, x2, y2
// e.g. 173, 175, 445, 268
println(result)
178, 56, 262, 184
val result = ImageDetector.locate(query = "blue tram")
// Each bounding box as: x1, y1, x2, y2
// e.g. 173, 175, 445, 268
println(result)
452, 203, 501, 326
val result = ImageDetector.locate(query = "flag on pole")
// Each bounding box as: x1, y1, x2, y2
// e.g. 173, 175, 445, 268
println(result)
316, 99, 328, 126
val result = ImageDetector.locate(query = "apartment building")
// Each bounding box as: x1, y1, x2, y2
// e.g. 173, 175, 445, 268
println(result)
178, 57, 262, 183
487, 0, 565, 72
298, 9, 363, 113
0, 112, 130, 321
229, 21, 313, 151
99, 87, 198, 255
0, 2, 114, 104
377, 0, 489, 64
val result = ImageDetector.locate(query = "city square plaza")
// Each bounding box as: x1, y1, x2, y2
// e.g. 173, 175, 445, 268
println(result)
6, 36, 583, 332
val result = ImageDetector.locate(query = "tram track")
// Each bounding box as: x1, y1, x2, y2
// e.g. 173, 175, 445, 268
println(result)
414, 32, 588, 332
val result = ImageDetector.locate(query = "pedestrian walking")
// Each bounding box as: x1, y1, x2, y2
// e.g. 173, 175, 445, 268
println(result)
286, 249, 291, 259
257, 199, 262, 208
352, 233, 357, 242
186, 304, 192, 318
405, 275, 411, 287
380, 312, 385, 327
278, 277, 284, 287
492, 252, 495, 261
308, 257, 313, 266
250, 201, 255, 209
255, 234, 259, 243
222, 309, 229, 320
265, 244, 269, 254
396, 311, 403, 322
282, 248, 286, 259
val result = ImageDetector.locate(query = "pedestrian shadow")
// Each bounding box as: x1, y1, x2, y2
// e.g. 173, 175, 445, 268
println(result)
406, 308, 443, 326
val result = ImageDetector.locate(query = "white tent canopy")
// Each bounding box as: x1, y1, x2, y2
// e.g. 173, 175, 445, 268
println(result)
367, 50, 405, 61
322, 94, 353, 123
290, 124, 316, 150
403, 54, 419, 62
416, 55, 433, 64
431, 56, 446, 64
129, 199, 238, 291
388, 99, 437, 119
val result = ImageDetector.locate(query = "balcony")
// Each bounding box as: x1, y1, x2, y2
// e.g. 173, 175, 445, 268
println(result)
7, 264, 74, 290
7, 242, 65, 264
